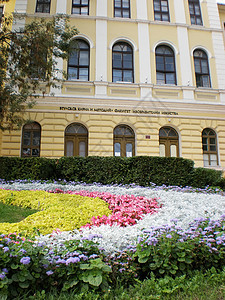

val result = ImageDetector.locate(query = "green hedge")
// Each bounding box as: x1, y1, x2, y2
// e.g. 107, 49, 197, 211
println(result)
0, 156, 224, 189
0, 157, 56, 180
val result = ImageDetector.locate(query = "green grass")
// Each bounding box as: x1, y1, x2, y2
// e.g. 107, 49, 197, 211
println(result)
20, 268, 225, 300
0, 202, 38, 223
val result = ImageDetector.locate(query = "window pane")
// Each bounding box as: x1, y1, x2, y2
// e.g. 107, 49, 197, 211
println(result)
72, 7, 80, 14
126, 143, 133, 157
81, 7, 88, 15
114, 142, 121, 156
66, 141, 74, 157
157, 72, 165, 84
201, 60, 208, 74
210, 154, 217, 166
196, 16, 202, 25
113, 69, 122, 82
115, 0, 121, 8
170, 144, 177, 157
123, 0, 129, 8
159, 144, 166, 157
68, 67, 78, 80
79, 68, 88, 80
154, 13, 161, 20
69, 51, 79, 65
123, 53, 132, 68
166, 73, 175, 84
23, 132, 31, 146
194, 4, 200, 15
165, 57, 174, 71
154, 1, 160, 11
113, 53, 122, 68
194, 59, 201, 73
202, 75, 210, 87
23, 148, 31, 156
114, 9, 121, 17
32, 132, 40, 146
123, 70, 133, 82
32, 149, 40, 157
123, 10, 130, 18
79, 141, 86, 157
156, 56, 164, 71
203, 154, 209, 167
79, 51, 89, 65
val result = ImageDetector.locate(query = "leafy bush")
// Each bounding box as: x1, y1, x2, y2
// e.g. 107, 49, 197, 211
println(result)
134, 217, 225, 279
0, 157, 56, 180
0, 156, 224, 189
0, 234, 111, 299
0, 190, 111, 235
190, 167, 225, 189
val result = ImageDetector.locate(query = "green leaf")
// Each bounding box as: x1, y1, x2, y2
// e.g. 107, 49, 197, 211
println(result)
138, 257, 149, 263
62, 280, 79, 291
87, 273, 102, 286
19, 281, 30, 289
11, 264, 19, 269
80, 263, 90, 270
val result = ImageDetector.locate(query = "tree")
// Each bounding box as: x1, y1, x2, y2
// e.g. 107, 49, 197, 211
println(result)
0, 11, 78, 130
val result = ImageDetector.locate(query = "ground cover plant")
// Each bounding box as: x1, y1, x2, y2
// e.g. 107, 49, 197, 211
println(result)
0, 203, 38, 223
0, 180, 225, 299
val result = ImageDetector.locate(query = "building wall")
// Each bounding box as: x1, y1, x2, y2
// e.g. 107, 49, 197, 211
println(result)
1, 0, 225, 170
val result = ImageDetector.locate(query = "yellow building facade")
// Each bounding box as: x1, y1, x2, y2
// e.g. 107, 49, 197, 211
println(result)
1, 0, 225, 170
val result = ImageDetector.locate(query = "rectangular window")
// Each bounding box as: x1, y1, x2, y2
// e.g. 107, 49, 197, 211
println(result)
0, 6, 4, 25
153, 0, 170, 22
188, 0, 202, 25
114, 0, 130, 18
36, 0, 51, 13
72, 0, 89, 15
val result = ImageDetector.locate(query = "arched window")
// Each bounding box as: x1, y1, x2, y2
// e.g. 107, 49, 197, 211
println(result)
153, 0, 170, 22
21, 122, 41, 157
155, 45, 176, 85
65, 123, 88, 157
68, 39, 90, 81
159, 126, 179, 157
188, 0, 202, 25
112, 42, 134, 83
202, 128, 218, 167
114, 0, 130, 18
72, 0, 89, 15
193, 49, 211, 88
114, 125, 135, 157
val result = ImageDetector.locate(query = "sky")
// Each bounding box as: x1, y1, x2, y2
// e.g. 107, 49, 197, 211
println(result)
217, 0, 225, 4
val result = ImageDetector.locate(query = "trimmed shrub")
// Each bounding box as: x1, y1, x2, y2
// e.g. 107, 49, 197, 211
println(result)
0, 157, 56, 180
0, 156, 224, 189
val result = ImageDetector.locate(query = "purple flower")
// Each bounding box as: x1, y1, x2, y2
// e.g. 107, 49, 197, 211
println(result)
46, 270, 54, 276
2, 268, 8, 273
0, 273, 6, 280
20, 257, 31, 265
3, 247, 9, 253
66, 257, 80, 265
19, 249, 27, 254
166, 234, 172, 239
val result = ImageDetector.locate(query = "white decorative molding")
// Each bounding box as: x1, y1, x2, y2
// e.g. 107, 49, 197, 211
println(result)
136, 0, 148, 20
109, 37, 138, 51
177, 27, 193, 87
96, 0, 107, 17
138, 23, 151, 84
56, 0, 67, 14
206, 0, 221, 30
96, 20, 107, 83
14, 0, 27, 14
173, 0, 186, 24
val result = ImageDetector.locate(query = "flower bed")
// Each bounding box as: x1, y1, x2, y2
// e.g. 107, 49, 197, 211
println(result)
0, 180, 225, 299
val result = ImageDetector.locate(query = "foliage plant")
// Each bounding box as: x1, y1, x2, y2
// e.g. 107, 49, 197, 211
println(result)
0, 190, 111, 235
134, 216, 225, 279
0, 233, 112, 299
0, 14, 78, 130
